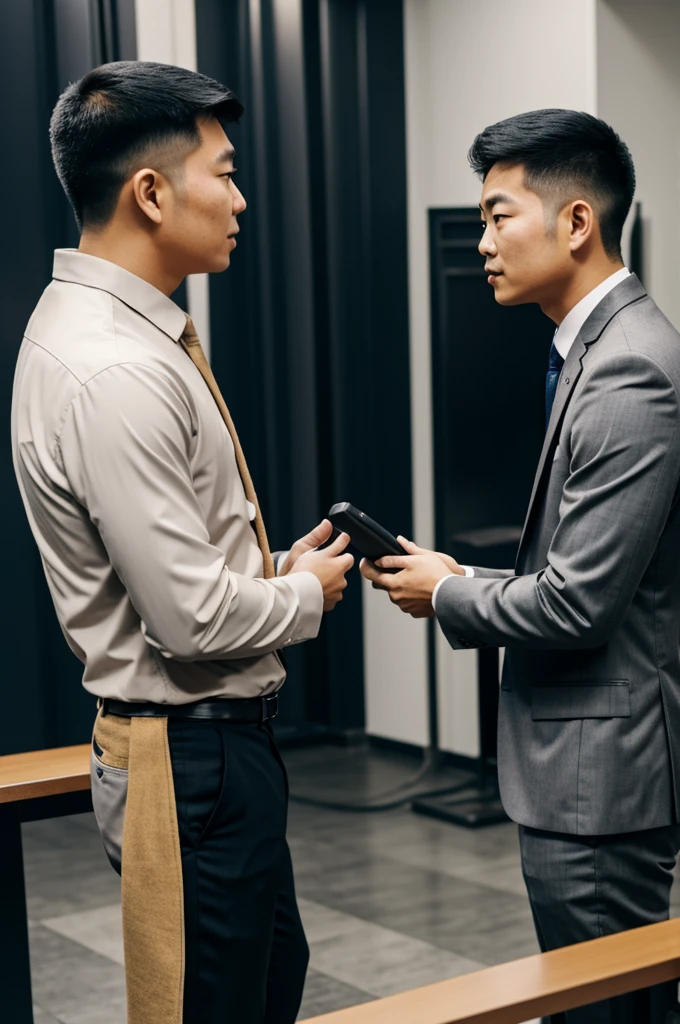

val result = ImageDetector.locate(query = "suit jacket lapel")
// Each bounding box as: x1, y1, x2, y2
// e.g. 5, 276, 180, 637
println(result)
516, 274, 647, 568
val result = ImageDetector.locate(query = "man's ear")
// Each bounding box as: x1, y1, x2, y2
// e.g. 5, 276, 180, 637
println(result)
568, 199, 596, 254
130, 168, 167, 225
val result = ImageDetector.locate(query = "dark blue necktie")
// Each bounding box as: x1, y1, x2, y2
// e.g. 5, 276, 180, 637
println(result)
545, 341, 565, 429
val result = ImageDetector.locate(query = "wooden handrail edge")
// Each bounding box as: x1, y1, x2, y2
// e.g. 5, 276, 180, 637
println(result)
0, 773, 92, 804
0, 743, 91, 803
302, 919, 680, 1024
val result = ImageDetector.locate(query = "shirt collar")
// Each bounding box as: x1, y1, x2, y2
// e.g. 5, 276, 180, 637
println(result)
52, 249, 188, 342
553, 267, 631, 360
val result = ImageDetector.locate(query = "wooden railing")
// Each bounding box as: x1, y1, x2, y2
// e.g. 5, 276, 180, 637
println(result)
302, 918, 680, 1023
0, 742, 90, 802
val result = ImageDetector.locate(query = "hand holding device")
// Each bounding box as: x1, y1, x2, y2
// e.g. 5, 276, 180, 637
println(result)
278, 519, 336, 576
360, 537, 460, 618
290, 530, 354, 611
317, 503, 406, 571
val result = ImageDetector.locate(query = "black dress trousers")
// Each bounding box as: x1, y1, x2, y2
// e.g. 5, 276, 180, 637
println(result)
168, 718, 309, 1024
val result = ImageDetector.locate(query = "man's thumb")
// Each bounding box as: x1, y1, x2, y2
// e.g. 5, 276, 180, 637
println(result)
309, 518, 333, 544
398, 536, 425, 555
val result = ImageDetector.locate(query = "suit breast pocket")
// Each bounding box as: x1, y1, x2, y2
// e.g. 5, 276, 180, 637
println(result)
531, 680, 630, 720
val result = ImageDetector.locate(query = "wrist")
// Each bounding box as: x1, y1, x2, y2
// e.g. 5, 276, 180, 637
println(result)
437, 552, 463, 576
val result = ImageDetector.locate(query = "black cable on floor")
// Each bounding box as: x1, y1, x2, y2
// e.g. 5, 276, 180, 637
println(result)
288, 752, 479, 812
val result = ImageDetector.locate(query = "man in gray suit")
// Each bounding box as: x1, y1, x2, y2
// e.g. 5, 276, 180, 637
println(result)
362, 109, 680, 1022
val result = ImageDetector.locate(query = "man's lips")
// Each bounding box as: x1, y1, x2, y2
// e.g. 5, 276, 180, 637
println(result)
485, 268, 503, 284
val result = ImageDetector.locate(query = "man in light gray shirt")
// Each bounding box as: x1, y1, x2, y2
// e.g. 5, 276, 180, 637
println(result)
363, 110, 680, 1023
12, 61, 353, 1024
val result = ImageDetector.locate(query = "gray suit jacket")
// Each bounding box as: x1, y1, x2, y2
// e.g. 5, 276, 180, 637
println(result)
436, 275, 680, 835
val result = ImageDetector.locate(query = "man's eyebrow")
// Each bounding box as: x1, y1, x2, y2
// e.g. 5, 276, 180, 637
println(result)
214, 146, 236, 165
479, 192, 516, 214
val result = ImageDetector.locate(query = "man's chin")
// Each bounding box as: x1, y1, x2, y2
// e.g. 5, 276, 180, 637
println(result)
206, 253, 232, 274
493, 281, 530, 306
183, 254, 232, 276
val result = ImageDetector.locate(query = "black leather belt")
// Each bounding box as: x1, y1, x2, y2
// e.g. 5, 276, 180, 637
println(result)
101, 693, 279, 723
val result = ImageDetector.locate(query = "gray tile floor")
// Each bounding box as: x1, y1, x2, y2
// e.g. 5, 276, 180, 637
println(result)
23, 743, 680, 1021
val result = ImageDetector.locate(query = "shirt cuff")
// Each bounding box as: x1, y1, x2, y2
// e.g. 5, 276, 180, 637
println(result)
276, 570, 324, 646
432, 566, 474, 611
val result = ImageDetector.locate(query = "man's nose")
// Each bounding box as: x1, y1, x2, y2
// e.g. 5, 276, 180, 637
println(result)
479, 226, 497, 258
232, 182, 247, 214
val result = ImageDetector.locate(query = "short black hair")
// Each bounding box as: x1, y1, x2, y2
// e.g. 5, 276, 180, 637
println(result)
50, 60, 243, 228
468, 109, 635, 260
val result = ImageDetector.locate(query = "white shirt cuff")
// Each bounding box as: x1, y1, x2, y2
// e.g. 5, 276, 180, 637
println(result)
432, 565, 474, 611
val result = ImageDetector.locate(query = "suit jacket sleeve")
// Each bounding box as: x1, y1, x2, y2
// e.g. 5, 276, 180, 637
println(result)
435, 350, 680, 650
60, 363, 322, 662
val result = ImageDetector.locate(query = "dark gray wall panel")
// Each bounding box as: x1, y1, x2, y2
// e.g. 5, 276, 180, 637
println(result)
196, 0, 412, 732
0, 0, 135, 753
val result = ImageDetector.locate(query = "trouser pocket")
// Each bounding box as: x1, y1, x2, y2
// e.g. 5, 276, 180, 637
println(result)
91, 713, 130, 875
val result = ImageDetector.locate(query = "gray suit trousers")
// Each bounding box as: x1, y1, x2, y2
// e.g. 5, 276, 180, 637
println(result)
518, 824, 680, 1023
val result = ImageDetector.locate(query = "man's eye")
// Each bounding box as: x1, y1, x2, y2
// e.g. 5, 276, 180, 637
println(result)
493, 214, 506, 223
221, 171, 237, 180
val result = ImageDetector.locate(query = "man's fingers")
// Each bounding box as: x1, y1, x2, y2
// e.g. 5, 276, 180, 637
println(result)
361, 558, 397, 589
360, 558, 381, 581
326, 530, 350, 555
339, 553, 355, 572
375, 555, 410, 571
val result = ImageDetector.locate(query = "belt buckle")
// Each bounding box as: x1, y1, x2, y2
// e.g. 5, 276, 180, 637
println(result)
261, 693, 279, 723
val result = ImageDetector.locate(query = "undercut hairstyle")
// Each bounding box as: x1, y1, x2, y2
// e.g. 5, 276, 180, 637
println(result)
50, 61, 243, 229
468, 109, 636, 260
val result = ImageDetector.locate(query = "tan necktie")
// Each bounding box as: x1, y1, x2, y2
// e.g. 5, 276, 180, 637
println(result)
179, 316, 275, 579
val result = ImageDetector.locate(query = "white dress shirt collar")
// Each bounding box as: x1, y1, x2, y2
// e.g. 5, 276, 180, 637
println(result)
52, 249, 188, 343
553, 267, 631, 361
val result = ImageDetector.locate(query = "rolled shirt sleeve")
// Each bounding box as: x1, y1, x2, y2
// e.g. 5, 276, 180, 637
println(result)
59, 363, 323, 662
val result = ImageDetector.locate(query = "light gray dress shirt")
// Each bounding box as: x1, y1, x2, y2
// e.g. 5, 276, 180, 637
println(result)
11, 250, 323, 703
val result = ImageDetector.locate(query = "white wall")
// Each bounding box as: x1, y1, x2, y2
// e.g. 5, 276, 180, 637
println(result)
134, 0, 212, 356
363, 578, 430, 747
393, 0, 598, 756
597, 0, 680, 329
